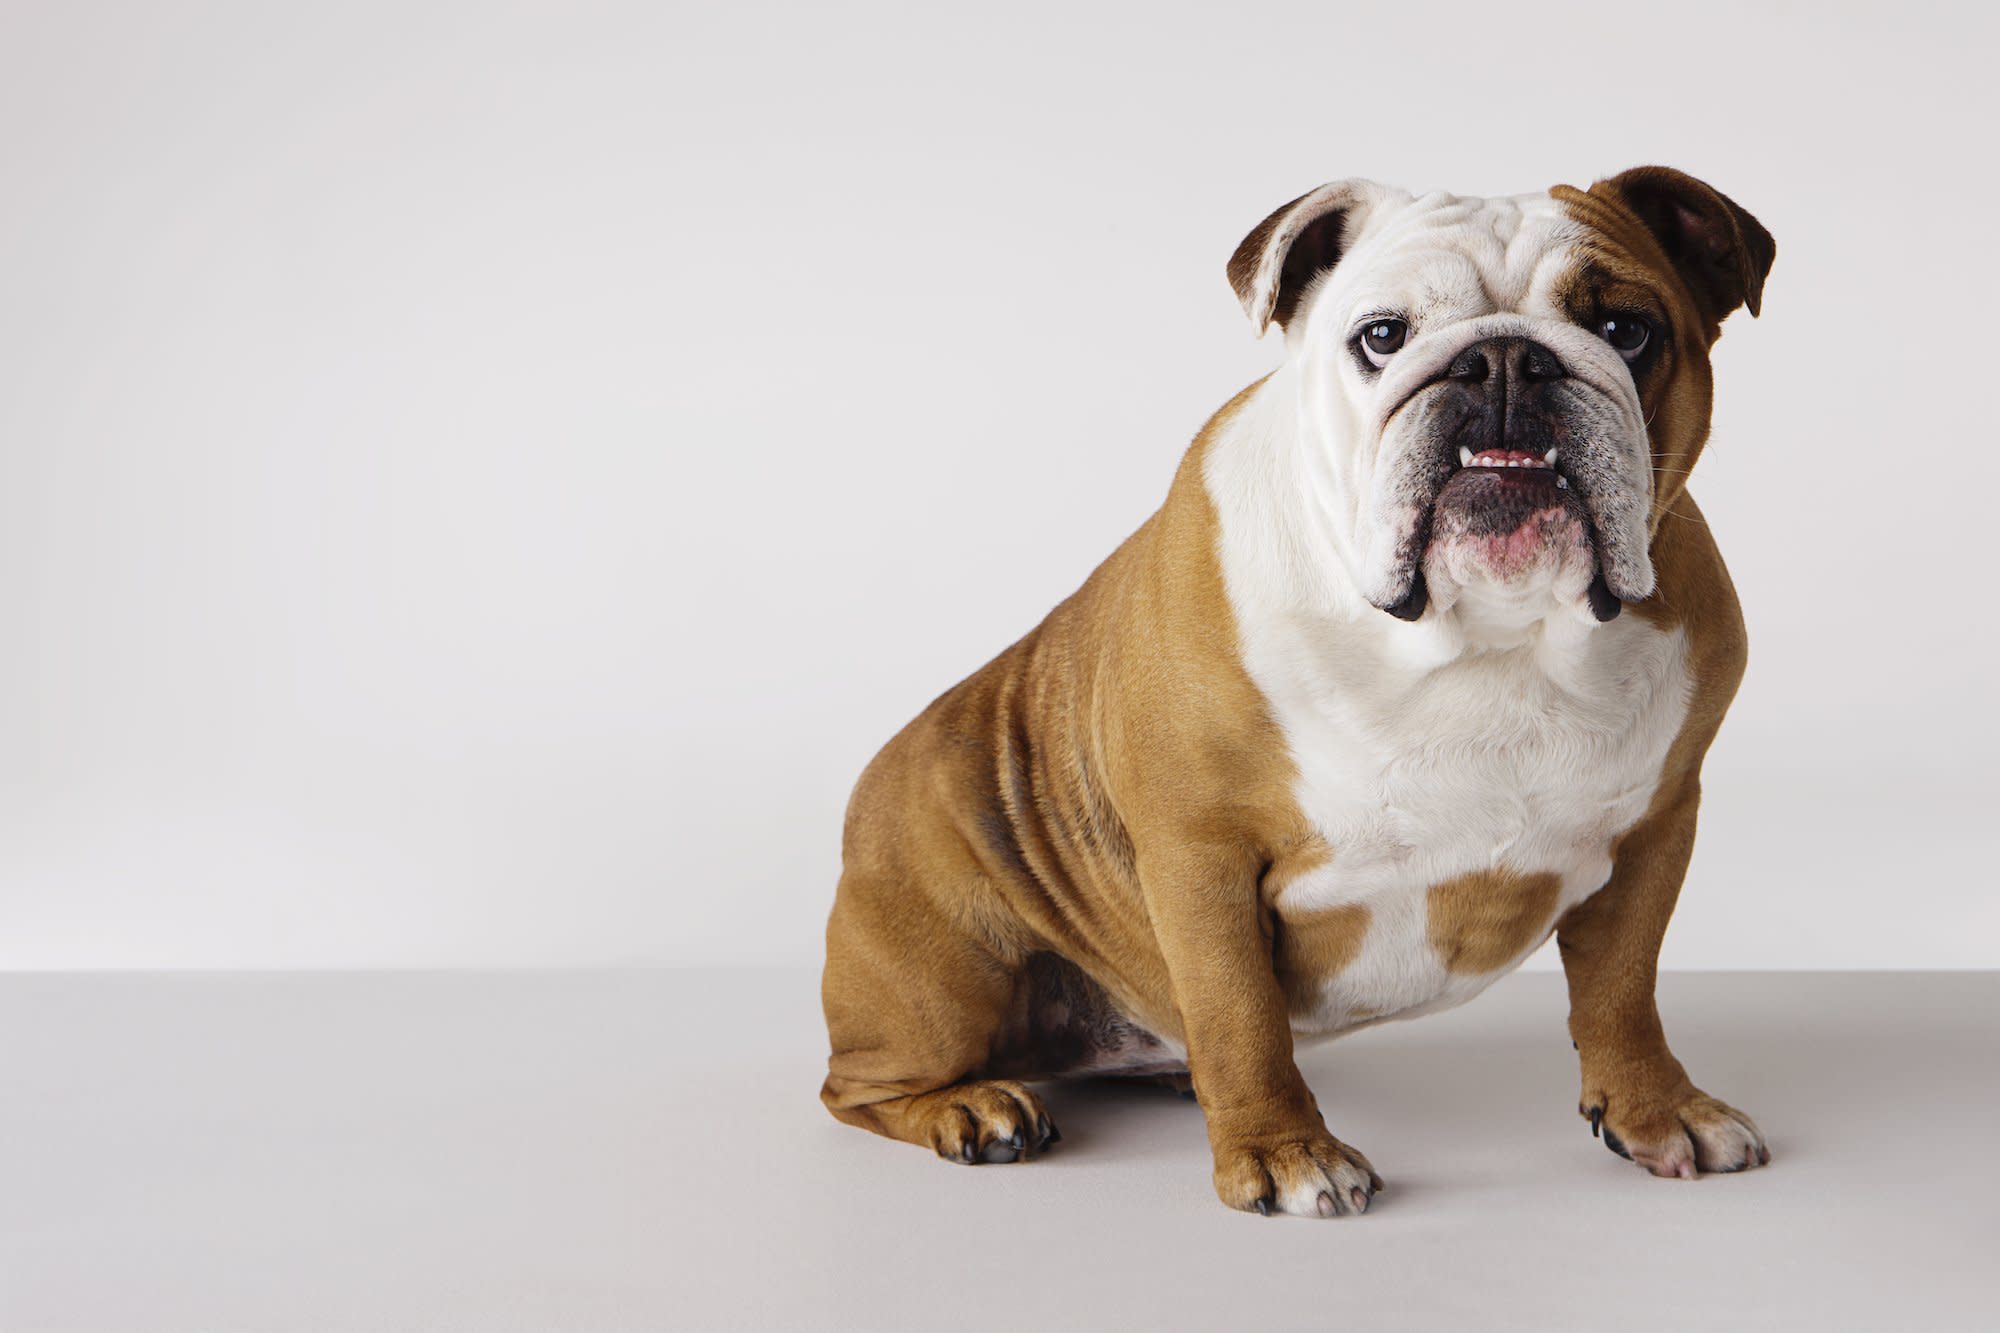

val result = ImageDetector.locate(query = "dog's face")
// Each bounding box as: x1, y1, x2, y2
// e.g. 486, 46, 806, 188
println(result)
1227, 168, 1773, 625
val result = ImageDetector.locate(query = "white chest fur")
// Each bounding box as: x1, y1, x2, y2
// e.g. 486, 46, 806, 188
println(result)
1260, 608, 1688, 1034
1204, 382, 1692, 1036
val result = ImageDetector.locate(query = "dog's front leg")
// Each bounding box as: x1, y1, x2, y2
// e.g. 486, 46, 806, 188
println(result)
1557, 779, 1769, 1178
1145, 843, 1380, 1218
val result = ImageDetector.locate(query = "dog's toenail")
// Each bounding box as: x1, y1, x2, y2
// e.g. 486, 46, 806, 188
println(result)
1315, 1191, 1336, 1218
1588, 1106, 1603, 1138
1253, 1197, 1271, 1216
1349, 1186, 1369, 1214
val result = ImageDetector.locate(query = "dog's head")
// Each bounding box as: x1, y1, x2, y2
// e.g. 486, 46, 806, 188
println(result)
1227, 168, 1773, 626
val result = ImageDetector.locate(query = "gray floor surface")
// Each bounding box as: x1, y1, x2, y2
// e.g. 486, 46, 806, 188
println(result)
1, 968, 1993, 1331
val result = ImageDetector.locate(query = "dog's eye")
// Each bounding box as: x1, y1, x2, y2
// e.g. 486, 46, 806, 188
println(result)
1598, 314, 1651, 361
1359, 319, 1408, 368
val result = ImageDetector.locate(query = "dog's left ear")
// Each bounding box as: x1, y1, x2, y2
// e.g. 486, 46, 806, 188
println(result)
1593, 166, 1776, 327
1227, 180, 1380, 336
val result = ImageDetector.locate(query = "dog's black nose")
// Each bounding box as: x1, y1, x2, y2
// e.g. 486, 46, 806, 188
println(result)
1440, 337, 1570, 458
1446, 337, 1566, 385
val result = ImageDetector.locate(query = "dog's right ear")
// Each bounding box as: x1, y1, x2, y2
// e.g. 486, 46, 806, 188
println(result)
1226, 180, 1380, 336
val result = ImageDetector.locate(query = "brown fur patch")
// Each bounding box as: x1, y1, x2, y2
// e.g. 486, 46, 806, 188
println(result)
1273, 903, 1372, 1015
1427, 869, 1563, 974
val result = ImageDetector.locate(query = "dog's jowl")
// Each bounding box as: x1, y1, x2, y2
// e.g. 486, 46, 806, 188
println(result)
820, 168, 1775, 1216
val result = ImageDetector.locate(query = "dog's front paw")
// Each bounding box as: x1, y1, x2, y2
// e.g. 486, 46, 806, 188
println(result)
1584, 1089, 1768, 1179
1211, 1125, 1382, 1218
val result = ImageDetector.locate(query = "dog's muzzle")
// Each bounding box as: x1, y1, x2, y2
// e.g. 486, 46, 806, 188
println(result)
1374, 333, 1648, 623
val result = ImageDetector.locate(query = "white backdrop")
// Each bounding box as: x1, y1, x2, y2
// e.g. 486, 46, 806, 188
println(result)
2, 0, 1994, 970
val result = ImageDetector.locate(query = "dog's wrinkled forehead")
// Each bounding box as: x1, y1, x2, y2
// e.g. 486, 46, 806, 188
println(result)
1317, 193, 1582, 332
1229, 169, 1773, 346
1227, 183, 1588, 338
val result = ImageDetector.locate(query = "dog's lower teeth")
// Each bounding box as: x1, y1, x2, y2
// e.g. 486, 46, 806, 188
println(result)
1459, 446, 1473, 467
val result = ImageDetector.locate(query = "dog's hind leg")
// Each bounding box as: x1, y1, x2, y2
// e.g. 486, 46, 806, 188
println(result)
820, 868, 1057, 1164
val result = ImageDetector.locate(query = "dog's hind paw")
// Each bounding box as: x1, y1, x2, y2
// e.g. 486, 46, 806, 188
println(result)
910, 1080, 1058, 1165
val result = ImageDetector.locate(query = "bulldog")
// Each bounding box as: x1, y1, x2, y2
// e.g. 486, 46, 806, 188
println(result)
820, 167, 1776, 1217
